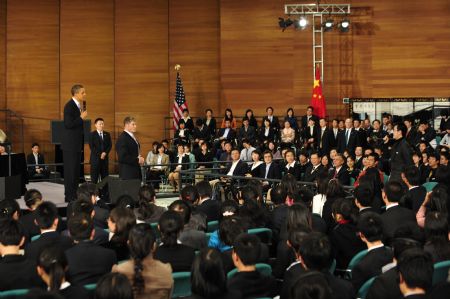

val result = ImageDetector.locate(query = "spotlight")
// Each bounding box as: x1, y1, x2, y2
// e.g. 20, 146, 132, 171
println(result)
339, 19, 350, 32
295, 16, 308, 30
322, 19, 334, 31
278, 17, 293, 32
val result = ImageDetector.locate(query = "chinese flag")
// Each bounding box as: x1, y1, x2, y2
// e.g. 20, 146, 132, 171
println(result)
311, 65, 327, 118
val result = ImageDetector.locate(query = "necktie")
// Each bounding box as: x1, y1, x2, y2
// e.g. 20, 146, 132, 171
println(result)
265, 164, 270, 178
345, 130, 350, 145
100, 132, 103, 140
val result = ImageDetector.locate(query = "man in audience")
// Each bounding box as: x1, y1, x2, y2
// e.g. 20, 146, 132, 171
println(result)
329, 119, 340, 149
354, 146, 364, 170
301, 106, 319, 129
75, 182, 109, 229
26, 142, 50, 180
397, 248, 434, 299
303, 151, 323, 182
216, 119, 236, 146
262, 106, 280, 130
195, 181, 220, 222
169, 200, 206, 250
381, 181, 416, 244
227, 233, 277, 298
284, 149, 302, 180
337, 118, 359, 154
426, 153, 440, 182
268, 184, 288, 243
20, 188, 44, 240
25, 201, 73, 262
0, 219, 45, 290
354, 184, 376, 216
65, 214, 117, 285
260, 150, 281, 189
330, 153, 350, 185
417, 120, 436, 148
89, 117, 112, 184
224, 148, 248, 178
240, 138, 256, 163
401, 166, 427, 213
353, 212, 394, 291
390, 123, 414, 183
238, 117, 256, 145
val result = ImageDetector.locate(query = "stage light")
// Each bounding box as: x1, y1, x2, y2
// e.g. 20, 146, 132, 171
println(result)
295, 16, 308, 30
323, 19, 334, 31
339, 19, 350, 32
278, 17, 293, 31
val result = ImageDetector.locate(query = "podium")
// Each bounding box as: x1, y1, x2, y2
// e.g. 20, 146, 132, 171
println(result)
0, 151, 27, 201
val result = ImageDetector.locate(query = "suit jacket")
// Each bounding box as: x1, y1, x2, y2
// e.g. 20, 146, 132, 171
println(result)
224, 160, 248, 177
89, 130, 112, 162
380, 205, 416, 244
284, 162, 302, 180
351, 246, 393, 291
227, 271, 278, 299
337, 128, 359, 154
196, 198, 220, 222
217, 127, 236, 141
25, 231, 74, 262
66, 240, 117, 286
366, 267, 402, 299
330, 167, 351, 186
280, 262, 306, 299
259, 162, 282, 180
116, 131, 141, 179
154, 244, 196, 272
59, 285, 91, 299
330, 223, 366, 269
325, 272, 355, 299
192, 125, 210, 141
203, 117, 217, 137
401, 186, 427, 214
170, 155, 190, 172
303, 125, 321, 145
150, 154, 170, 174
390, 138, 414, 174
62, 99, 84, 152
19, 211, 40, 240
26, 153, 46, 173
329, 128, 341, 149
318, 127, 332, 155
258, 126, 276, 144
301, 114, 319, 128
0, 254, 45, 291
238, 125, 256, 143
303, 164, 324, 182
262, 116, 280, 129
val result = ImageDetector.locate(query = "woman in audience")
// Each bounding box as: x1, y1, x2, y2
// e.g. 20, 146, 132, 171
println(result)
290, 271, 332, 299
174, 120, 190, 146
190, 248, 240, 299
330, 198, 366, 269
207, 201, 240, 252
238, 185, 268, 228
244, 109, 258, 129
154, 211, 196, 272
0, 199, 20, 220
135, 185, 166, 224
280, 121, 295, 149
113, 223, 173, 299
423, 211, 450, 262
322, 178, 346, 230
321, 154, 331, 170
95, 273, 134, 299
37, 246, 89, 299
195, 142, 213, 183
279, 173, 300, 205
203, 109, 217, 138
284, 108, 298, 130
168, 144, 190, 192
106, 207, 136, 261
145, 141, 159, 165
246, 150, 264, 178
148, 143, 170, 191
312, 176, 328, 216
216, 216, 247, 273
221, 108, 236, 129
258, 119, 275, 148
346, 155, 360, 180
417, 186, 448, 227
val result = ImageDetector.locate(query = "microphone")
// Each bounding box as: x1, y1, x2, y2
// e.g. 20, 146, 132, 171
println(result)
82, 101, 86, 111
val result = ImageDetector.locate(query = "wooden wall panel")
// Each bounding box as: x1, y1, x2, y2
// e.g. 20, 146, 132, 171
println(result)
60, 0, 114, 167
0, 0, 5, 121
169, 0, 220, 120
115, 0, 168, 152
6, 0, 59, 154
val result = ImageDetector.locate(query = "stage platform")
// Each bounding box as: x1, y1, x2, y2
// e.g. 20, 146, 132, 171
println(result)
18, 182, 178, 210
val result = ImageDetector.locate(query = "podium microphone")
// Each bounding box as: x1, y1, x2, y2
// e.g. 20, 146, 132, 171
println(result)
82, 101, 87, 111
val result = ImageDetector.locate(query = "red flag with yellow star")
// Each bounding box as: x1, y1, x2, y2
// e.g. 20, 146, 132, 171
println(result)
311, 65, 327, 118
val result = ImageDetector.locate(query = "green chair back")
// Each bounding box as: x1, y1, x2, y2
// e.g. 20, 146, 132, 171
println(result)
350, 177, 356, 186
357, 276, 376, 299
248, 228, 273, 244
0, 289, 29, 297
432, 260, 450, 286
383, 174, 389, 184
329, 258, 336, 274
31, 235, 41, 242
84, 283, 97, 291
207, 220, 219, 233
172, 272, 191, 298
348, 249, 368, 271
150, 222, 161, 239
227, 263, 272, 279
423, 182, 438, 192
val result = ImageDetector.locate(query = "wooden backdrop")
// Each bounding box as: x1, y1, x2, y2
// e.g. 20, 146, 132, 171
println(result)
0, 0, 449, 169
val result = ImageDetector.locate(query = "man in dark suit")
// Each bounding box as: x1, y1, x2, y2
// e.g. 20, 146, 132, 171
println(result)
115, 116, 145, 180
300, 106, 319, 129
62, 84, 88, 202
352, 212, 394, 292
260, 150, 282, 190
381, 181, 417, 244
195, 181, 220, 222
25, 202, 73, 262
26, 143, 49, 179
401, 166, 427, 213
303, 118, 320, 150
303, 152, 323, 182
337, 118, 359, 154
88, 118, 112, 184
65, 214, 117, 286
238, 117, 256, 146
397, 249, 434, 299
192, 118, 210, 144
390, 123, 414, 183
329, 119, 340, 149
318, 118, 331, 156
354, 185, 377, 217
0, 219, 46, 291
330, 153, 351, 185
216, 119, 236, 147
262, 106, 280, 130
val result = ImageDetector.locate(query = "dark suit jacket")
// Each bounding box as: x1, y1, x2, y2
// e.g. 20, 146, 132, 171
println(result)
25, 231, 74, 262
154, 244, 196, 272
19, 211, 40, 240
280, 262, 306, 299
330, 167, 351, 186
89, 130, 112, 162
26, 153, 47, 175
303, 164, 324, 182
284, 162, 302, 180
66, 240, 117, 286
196, 198, 220, 222
329, 128, 341, 149
390, 138, 414, 174
258, 126, 276, 144
217, 127, 236, 142
319, 127, 332, 155
325, 272, 355, 299
366, 267, 402, 299
62, 99, 84, 152
224, 160, 248, 177
303, 125, 321, 145
330, 223, 366, 269
170, 155, 190, 172
238, 125, 256, 143
59, 284, 91, 299
262, 116, 280, 129
351, 246, 394, 291
115, 131, 141, 179
0, 254, 45, 291
227, 271, 278, 299
301, 114, 319, 128
260, 162, 282, 180
337, 128, 359, 154
203, 117, 217, 137
192, 125, 210, 141
401, 186, 427, 214
380, 205, 416, 244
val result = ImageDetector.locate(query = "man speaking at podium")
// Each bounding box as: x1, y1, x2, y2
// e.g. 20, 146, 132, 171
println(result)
62, 84, 87, 202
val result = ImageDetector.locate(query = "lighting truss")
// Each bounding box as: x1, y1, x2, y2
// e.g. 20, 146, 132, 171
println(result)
285, 4, 351, 15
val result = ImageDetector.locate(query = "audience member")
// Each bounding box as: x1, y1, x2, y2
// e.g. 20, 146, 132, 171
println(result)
20, 188, 44, 239
95, 273, 134, 299
106, 207, 136, 261
135, 184, 166, 224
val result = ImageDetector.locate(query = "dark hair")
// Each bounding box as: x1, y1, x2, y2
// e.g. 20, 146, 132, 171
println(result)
0, 199, 20, 219
116, 194, 136, 209
270, 184, 287, 205
391, 224, 424, 260
233, 233, 261, 266
316, 176, 329, 195
332, 198, 357, 223
326, 179, 345, 199
287, 228, 310, 255
290, 271, 332, 299
68, 214, 93, 241
24, 189, 43, 208
77, 182, 99, 202
426, 187, 448, 214
195, 118, 204, 126
354, 183, 374, 207
180, 185, 199, 204
403, 166, 421, 186
31, 142, 40, 148
394, 123, 407, 137
224, 108, 233, 121
299, 232, 332, 271
286, 203, 312, 232
0, 218, 24, 246
220, 200, 239, 220
219, 216, 246, 246
191, 249, 227, 298
169, 200, 191, 225
266, 106, 274, 112
238, 185, 266, 227
138, 185, 155, 202
158, 210, 183, 247
196, 181, 212, 199
424, 211, 450, 261
95, 272, 134, 299
38, 246, 67, 291
70, 199, 94, 218
70, 84, 84, 96
384, 180, 404, 203
435, 166, 450, 185
128, 224, 155, 295
94, 118, 104, 124
135, 185, 157, 222
109, 207, 136, 243
297, 187, 314, 206
35, 201, 58, 229
280, 174, 299, 199
397, 248, 434, 291
357, 212, 383, 242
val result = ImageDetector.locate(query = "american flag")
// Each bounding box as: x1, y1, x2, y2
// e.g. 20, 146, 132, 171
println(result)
173, 72, 188, 129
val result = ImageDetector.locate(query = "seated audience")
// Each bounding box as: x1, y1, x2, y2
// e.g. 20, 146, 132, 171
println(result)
135, 184, 166, 224
401, 165, 427, 213
76, 182, 109, 229
290, 271, 332, 299
95, 273, 134, 299
26, 142, 50, 179
113, 223, 173, 299
423, 211, 450, 262
195, 181, 220, 222
168, 144, 190, 192
20, 188, 44, 239
354, 183, 376, 217
416, 186, 449, 228
106, 207, 136, 261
